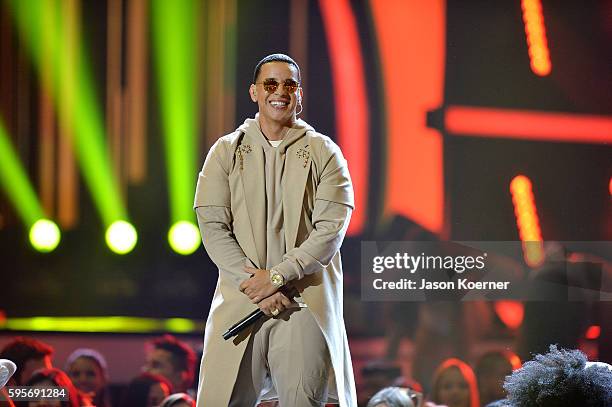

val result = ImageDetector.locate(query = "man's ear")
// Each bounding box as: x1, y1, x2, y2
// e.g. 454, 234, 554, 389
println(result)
249, 84, 257, 102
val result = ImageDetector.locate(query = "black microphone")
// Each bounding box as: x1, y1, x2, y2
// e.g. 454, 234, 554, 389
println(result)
222, 309, 265, 340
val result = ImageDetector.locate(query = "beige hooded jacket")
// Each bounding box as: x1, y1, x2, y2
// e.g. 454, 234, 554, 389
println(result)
193, 117, 357, 406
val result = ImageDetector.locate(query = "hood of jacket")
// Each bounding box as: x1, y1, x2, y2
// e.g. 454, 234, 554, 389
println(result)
236, 113, 314, 153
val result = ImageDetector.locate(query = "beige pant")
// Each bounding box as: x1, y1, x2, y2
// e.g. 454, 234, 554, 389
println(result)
229, 307, 331, 406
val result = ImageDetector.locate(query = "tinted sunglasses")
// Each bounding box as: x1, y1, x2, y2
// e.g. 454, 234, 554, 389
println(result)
256, 78, 300, 94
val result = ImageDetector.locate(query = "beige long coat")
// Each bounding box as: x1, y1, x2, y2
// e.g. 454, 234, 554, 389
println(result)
193, 118, 357, 406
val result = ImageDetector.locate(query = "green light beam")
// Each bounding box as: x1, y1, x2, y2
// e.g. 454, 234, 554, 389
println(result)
8, 0, 127, 227
151, 0, 198, 224
0, 118, 45, 226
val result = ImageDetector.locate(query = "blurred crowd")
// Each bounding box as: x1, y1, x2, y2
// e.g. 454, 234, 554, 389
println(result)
0, 334, 610, 407
0, 335, 196, 407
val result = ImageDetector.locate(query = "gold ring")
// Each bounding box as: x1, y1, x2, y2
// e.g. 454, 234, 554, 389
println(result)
271, 308, 280, 316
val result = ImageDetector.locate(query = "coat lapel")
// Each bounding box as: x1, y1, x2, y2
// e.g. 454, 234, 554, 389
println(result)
282, 135, 312, 250
238, 137, 267, 269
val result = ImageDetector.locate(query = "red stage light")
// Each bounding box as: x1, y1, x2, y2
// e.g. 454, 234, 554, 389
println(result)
510, 175, 545, 267
585, 325, 601, 340
509, 354, 522, 370
319, 0, 368, 235
521, 0, 551, 76
445, 106, 612, 144
494, 300, 524, 330
370, 0, 445, 234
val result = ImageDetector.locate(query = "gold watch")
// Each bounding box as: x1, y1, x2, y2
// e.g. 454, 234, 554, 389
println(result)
269, 268, 285, 288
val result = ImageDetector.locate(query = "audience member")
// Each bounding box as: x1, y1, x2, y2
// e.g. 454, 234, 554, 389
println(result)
65, 348, 111, 407
0, 337, 53, 386
502, 345, 612, 406
431, 358, 479, 407
143, 335, 195, 394
23, 367, 85, 407
475, 350, 520, 406
159, 392, 196, 407
119, 372, 172, 407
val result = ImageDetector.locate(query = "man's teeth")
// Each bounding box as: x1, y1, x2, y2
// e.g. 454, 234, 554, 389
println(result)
270, 101, 288, 107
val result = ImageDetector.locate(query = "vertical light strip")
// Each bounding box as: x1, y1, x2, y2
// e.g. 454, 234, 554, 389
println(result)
107, 0, 124, 188
201, 0, 236, 149
223, 0, 237, 134
16, 22, 31, 170
38, 8, 56, 219
290, 0, 309, 117
126, 0, 148, 184
57, 0, 79, 228
204, 0, 224, 149
318, 0, 368, 235
0, 8, 14, 129
201, 0, 236, 150
370, 0, 445, 234
521, 0, 552, 76
510, 175, 545, 267
151, 0, 198, 223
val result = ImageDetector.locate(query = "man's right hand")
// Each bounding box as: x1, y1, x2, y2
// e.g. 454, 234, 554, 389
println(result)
257, 291, 294, 317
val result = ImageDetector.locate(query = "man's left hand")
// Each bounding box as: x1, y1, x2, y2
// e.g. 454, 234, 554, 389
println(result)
239, 267, 278, 303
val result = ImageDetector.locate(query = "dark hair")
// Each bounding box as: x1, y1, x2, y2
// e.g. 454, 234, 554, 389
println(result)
0, 337, 53, 384
149, 335, 196, 384
24, 368, 81, 407
503, 345, 612, 406
252, 53, 301, 84
119, 372, 172, 407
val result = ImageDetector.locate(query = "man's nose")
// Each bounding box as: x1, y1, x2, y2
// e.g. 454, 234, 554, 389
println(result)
274, 84, 290, 96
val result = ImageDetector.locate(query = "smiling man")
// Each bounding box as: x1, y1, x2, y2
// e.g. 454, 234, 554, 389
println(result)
194, 54, 357, 406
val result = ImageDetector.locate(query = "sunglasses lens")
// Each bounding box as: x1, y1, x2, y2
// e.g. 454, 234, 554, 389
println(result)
261, 79, 299, 94
263, 80, 278, 93
284, 80, 298, 93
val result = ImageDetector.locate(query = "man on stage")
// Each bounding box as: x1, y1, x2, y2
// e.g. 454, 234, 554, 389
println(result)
193, 53, 357, 406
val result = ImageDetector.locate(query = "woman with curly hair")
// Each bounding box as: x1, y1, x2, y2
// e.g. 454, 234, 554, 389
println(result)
502, 345, 612, 407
